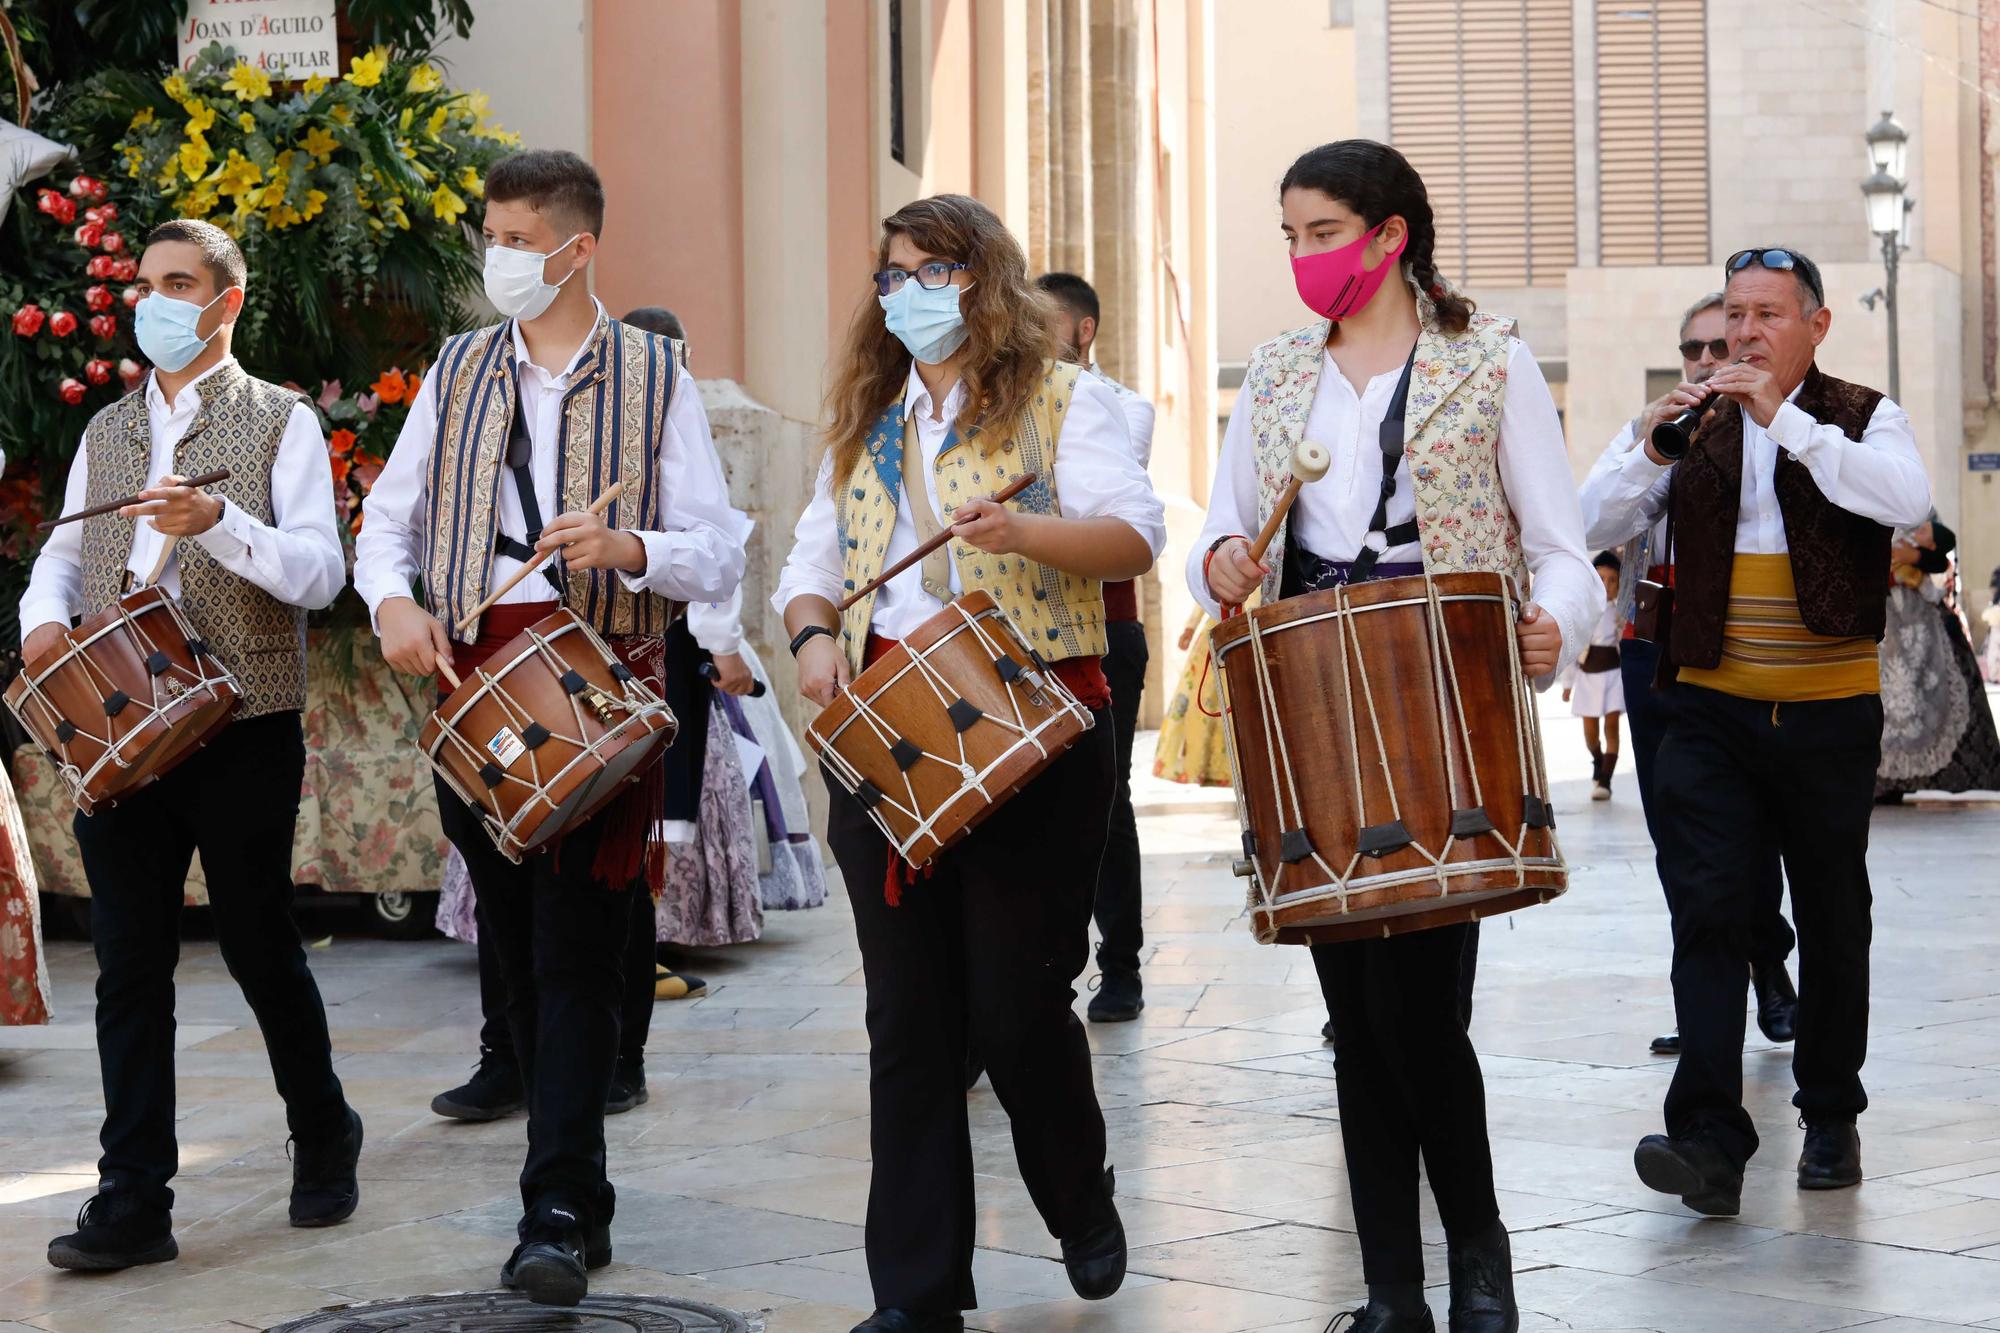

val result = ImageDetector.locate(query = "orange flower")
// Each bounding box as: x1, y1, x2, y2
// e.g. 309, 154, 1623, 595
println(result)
370, 369, 407, 405
329, 427, 357, 455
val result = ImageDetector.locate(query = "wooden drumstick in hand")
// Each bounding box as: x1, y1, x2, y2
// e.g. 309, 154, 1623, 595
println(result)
455, 480, 627, 634
1246, 441, 1333, 567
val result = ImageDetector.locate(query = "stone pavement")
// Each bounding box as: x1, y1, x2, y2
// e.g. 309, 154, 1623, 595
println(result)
3, 702, 2000, 1332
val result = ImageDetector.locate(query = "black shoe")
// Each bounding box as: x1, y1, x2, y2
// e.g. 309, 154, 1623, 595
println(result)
289, 1106, 363, 1227
501, 1207, 590, 1308
1060, 1166, 1126, 1300
1649, 1031, 1681, 1056
850, 1311, 965, 1333
431, 1047, 525, 1121
1446, 1224, 1518, 1332
1633, 1133, 1743, 1216
47, 1191, 177, 1271
1798, 1118, 1862, 1189
606, 1058, 648, 1115
1322, 1019, 1336, 1044
1087, 971, 1145, 1023
1753, 961, 1798, 1043
1326, 1303, 1436, 1332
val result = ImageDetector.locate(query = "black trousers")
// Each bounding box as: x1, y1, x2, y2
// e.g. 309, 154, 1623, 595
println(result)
74, 711, 347, 1212
1094, 619, 1149, 979
474, 881, 657, 1069
1654, 685, 1880, 1168
824, 710, 1115, 1314
1623, 638, 1794, 965
1310, 924, 1497, 1284
437, 776, 636, 1227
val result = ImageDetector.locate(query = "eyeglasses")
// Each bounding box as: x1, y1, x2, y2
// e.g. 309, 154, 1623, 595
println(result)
873, 261, 970, 297
1725, 248, 1824, 305
1678, 338, 1729, 361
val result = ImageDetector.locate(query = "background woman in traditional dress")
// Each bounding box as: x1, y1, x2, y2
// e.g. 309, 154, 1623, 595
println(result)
1876, 515, 2000, 799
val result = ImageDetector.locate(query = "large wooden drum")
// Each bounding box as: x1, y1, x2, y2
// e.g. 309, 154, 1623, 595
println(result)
1211, 570, 1565, 945
4, 586, 242, 814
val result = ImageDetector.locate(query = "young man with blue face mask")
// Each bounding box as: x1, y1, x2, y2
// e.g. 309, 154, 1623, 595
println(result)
19, 219, 360, 1272
354, 149, 747, 1308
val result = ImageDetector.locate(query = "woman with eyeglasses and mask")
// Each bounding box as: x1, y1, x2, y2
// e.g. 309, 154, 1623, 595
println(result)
1191, 140, 1604, 1333
774, 194, 1165, 1333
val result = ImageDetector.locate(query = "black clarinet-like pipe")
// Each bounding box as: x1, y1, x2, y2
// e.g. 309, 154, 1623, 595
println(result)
1650, 390, 1721, 461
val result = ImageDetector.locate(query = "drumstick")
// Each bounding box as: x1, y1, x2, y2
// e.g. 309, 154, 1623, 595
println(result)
454, 480, 627, 634
436, 660, 461, 691
1244, 442, 1333, 566
836, 472, 1039, 614
37, 469, 232, 530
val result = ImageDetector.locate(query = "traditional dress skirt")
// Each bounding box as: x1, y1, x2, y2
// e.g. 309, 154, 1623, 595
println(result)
1154, 612, 1235, 787
0, 758, 52, 1025
1878, 584, 2000, 796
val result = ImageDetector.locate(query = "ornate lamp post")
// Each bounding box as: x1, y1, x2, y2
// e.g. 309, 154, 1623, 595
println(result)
1862, 110, 1910, 401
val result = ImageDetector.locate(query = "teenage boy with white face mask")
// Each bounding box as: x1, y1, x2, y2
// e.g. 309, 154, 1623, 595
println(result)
354, 149, 747, 1308
20, 219, 360, 1272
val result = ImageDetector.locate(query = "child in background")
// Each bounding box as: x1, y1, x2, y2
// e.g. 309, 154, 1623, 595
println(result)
1564, 551, 1626, 801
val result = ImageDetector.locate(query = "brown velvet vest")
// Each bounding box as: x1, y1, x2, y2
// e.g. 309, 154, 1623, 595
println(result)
1668, 365, 1889, 670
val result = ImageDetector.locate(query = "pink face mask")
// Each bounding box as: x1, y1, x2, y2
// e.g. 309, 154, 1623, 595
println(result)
1291, 221, 1407, 321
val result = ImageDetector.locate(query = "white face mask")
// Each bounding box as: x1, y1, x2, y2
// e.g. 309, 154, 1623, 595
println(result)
483, 234, 582, 321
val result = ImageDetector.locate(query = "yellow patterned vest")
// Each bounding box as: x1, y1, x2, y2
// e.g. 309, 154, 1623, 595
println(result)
78, 361, 309, 718
1244, 311, 1528, 604
833, 360, 1106, 673
423, 317, 685, 643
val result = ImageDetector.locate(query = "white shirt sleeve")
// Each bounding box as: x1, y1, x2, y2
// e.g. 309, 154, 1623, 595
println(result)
687, 583, 745, 655
1050, 373, 1167, 555
1770, 396, 1932, 529
1121, 393, 1157, 470
188, 402, 345, 611
1498, 342, 1605, 682
352, 363, 442, 629
1580, 419, 1667, 550
1186, 390, 1260, 619
618, 360, 752, 604
18, 441, 91, 639
773, 452, 847, 616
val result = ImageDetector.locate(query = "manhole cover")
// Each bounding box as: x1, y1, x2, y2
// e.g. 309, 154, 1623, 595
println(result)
265, 1291, 760, 1332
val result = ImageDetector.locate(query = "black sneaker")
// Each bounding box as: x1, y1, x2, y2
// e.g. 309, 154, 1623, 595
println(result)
431, 1047, 525, 1121
47, 1190, 178, 1271
500, 1205, 590, 1307
290, 1106, 363, 1227
606, 1058, 648, 1115
1087, 971, 1144, 1023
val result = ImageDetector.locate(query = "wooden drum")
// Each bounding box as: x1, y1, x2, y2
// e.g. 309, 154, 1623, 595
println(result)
1211, 570, 1565, 945
422, 609, 677, 862
4, 586, 243, 815
809, 591, 1094, 868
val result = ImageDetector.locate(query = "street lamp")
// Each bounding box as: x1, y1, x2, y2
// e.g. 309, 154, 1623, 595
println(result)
1861, 111, 1911, 401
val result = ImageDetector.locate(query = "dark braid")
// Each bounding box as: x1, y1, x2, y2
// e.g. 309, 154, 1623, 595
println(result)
1279, 140, 1476, 336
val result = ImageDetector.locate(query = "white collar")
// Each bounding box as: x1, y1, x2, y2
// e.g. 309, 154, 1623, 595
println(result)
510, 298, 608, 384
145, 356, 237, 416
902, 361, 966, 425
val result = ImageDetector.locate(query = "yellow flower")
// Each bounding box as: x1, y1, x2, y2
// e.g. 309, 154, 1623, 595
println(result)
330, 102, 354, 125
238, 112, 256, 132
183, 182, 219, 218
406, 62, 442, 94
223, 61, 272, 102
347, 46, 389, 89
382, 195, 411, 230
301, 188, 327, 222
426, 105, 449, 139
212, 149, 264, 199
398, 106, 413, 133
129, 107, 156, 130
123, 144, 148, 178
457, 165, 483, 197
428, 184, 467, 226
303, 73, 330, 96
184, 100, 216, 136
301, 126, 340, 163
178, 134, 212, 182
162, 74, 190, 103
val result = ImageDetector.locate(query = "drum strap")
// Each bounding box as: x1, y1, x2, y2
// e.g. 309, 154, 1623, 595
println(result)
899, 416, 956, 604
495, 376, 566, 594
1350, 351, 1421, 582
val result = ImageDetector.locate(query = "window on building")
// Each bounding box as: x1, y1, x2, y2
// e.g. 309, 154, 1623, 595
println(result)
1387, 0, 1577, 288
889, 0, 907, 167
1597, 0, 1710, 265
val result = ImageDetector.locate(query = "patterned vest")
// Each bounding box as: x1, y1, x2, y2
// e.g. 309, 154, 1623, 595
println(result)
833, 360, 1106, 673
1243, 311, 1526, 604
422, 318, 685, 643
78, 361, 308, 718
1668, 365, 1890, 668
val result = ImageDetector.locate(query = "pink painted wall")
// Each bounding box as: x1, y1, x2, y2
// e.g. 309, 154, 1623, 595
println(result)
825, 3, 877, 362
590, 0, 746, 381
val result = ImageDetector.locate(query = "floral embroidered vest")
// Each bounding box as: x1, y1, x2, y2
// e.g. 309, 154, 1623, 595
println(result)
832, 360, 1106, 673
422, 317, 684, 644
1244, 311, 1527, 604
78, 362, 307, 718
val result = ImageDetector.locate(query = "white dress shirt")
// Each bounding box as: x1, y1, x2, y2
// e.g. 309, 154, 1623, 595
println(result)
687, 583, 746, 656
1581, 385, 1933, 555
1580, 421, 1670, 554
1087, 365, 1157, 469
20, 358, 344, 637
774, 364, 1167, 641
1188, 338, 1603, 678
355, 301, 750, 627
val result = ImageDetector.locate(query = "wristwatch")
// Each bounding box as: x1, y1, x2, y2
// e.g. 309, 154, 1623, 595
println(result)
789, 624, 836, 657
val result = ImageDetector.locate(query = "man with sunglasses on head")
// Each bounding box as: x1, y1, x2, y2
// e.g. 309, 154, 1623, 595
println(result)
1587, 246, 1930, 1216
1580, 291, 1800, 1060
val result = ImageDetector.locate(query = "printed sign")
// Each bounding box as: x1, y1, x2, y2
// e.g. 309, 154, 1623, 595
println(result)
1969, 453, 2000, 473
486, 726, 526, 769
178, 0, 339, 78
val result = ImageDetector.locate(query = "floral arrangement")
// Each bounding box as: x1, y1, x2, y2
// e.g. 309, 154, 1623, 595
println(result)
3, 171, 147, 417
313, 365, 424, 543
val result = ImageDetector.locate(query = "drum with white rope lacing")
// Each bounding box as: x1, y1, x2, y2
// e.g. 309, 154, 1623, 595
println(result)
1210, 570, 1566, 945
808, 590, 1094, 868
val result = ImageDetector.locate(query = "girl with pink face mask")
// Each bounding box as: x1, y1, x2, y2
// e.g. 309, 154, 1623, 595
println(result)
1188, 141, 1602, 1333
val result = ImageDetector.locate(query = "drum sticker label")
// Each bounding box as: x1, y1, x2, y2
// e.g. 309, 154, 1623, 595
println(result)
487, 727, 526, 768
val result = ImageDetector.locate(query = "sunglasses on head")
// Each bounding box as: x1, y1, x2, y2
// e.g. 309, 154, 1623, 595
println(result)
1726, 247, 1824, 305
1678, 337, 1729, 361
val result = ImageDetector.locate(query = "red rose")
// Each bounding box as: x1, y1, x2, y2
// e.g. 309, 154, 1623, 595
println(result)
84, 358, 113, 386
111, 259, 138, 282
58, 377, 86, 405
11, 304, 46, 337
73, 222, 104, 248
100, 231, 125, 254
89, 314, 117, 340
36, 189, 60, 215
68, 175, 104, 200
122, 286, 141, 308
96, 202, 118, 221
118, 358, 144, 389
86, 255, 116, 279
48, 310, 78, 338
85, 285, 114, 312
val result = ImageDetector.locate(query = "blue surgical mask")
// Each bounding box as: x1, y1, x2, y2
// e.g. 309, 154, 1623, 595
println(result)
879, 280, 971, 365
134, 289, 231, 373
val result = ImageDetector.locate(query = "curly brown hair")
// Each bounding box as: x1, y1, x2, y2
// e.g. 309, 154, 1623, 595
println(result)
824, 194, 1056, 484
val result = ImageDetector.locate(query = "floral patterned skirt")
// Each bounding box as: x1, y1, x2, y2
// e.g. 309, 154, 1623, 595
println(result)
0, 761, 52, 1025
1877, 588, 2000, 796
1153, 615, 1236, 787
